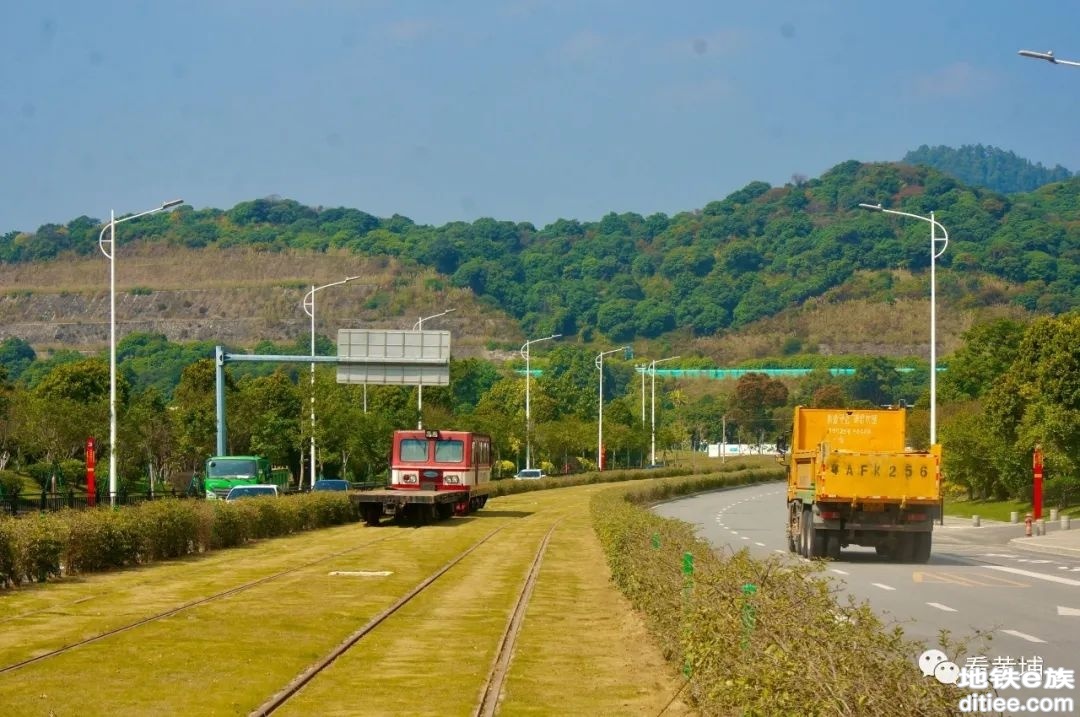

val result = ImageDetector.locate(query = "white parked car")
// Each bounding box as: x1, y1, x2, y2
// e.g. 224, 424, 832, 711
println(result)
225, 484, 280, 501
513, 469, 547, 480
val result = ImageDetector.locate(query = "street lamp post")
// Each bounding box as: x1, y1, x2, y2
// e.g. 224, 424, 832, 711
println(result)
302, 276, 361, 490
1018, 49, 1080, 67
520, 334, 561, 470
649, 356, 680, 466
637, 364, 648, 427
859, 203, 948, 443
595, 346, 629, 472
98, 199, 183, 507
413, 308, 455, 428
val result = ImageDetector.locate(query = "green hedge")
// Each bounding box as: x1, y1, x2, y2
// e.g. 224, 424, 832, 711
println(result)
591, 468, 965, 715
0, 493, 359, 589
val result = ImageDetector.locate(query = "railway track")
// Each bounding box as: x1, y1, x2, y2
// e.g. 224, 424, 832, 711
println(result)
249, 520, 560, 717
0, 531, 399, 675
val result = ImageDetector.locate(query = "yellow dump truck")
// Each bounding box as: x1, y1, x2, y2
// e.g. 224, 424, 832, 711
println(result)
783, 407, 941, 562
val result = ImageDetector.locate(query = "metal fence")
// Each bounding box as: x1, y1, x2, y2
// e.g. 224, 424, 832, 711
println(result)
3, 481, 386, 516
2, 490, 181, 516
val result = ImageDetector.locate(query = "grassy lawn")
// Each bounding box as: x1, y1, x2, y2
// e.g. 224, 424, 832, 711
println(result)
943, 496, 1080, 522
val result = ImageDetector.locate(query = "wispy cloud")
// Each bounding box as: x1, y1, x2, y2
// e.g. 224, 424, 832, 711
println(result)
657, 76, 737, 105
384, 18, 436, 43
552, 30, 608, 65
910, 61, 996, 99
664, 28, 748, 60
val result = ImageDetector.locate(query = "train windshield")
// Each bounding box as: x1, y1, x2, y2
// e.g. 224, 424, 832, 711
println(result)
400, 439, 429, 462
434, 440, 464, 463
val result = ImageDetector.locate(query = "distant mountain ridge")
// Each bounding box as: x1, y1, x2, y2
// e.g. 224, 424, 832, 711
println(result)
902, 143, 1072, 193
2, 158, 1077, 360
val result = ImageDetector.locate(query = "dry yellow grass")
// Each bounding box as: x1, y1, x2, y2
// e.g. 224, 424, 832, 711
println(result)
0, 243, 522, 357
692, 295, 1030, 362
0, 484, 694, 716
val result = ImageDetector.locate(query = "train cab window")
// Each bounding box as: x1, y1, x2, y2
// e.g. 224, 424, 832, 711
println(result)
401, 439, 429, 462
434, 440, 464, 463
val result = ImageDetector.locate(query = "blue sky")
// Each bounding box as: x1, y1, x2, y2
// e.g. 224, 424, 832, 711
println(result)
3, 1, 1080, 233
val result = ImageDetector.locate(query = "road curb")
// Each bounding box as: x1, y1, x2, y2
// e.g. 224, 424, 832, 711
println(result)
1008, 537, 1080, 559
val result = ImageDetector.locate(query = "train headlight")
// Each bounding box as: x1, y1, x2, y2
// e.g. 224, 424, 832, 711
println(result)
402, 473, 418, 484
443, 475, 460, 485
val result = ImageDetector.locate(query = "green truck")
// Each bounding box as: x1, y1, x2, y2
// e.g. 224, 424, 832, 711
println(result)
197, 456, 291, 499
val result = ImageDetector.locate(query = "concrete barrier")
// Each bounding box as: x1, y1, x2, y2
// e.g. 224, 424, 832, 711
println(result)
1010, 511, 1019, 523
1050, 508, 1059, 521
1063, 516, 1072, 531
972, 515, 980, 527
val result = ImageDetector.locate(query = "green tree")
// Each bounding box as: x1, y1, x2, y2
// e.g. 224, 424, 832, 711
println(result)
939, 319, 1025, 401
233, 369, 301, 468
729, 372, 788, 442
172, 359, 225, 470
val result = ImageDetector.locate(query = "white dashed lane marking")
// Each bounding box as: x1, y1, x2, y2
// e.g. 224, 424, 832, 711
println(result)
1000, 629, 1046, 644
984, 565, 1080, 586
927, 602, 957, 613
872, 583, 896, 591
755, 542, 765, 547
829, 568, 849, 576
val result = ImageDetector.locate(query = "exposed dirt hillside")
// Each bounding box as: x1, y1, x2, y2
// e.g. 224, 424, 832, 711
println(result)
0, 244, 522, 359
0, 244, 1029, 363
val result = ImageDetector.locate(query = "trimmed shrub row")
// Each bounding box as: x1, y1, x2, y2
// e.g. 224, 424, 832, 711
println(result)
0, 493, 358, 588
591, 468, 966, 716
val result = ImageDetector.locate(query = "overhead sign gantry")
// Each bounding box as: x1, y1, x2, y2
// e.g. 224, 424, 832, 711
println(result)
214, 329, 450, 455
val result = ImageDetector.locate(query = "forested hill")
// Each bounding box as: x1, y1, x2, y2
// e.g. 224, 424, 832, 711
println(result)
3, 159, 1079, 347
902, 144, 1072, 194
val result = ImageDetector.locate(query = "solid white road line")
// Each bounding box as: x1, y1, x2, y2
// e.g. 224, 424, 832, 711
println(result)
927, 602, 957, 612
872, 583, 896, 591
1000, 629, 1046, 644
984, 565, 1080, 586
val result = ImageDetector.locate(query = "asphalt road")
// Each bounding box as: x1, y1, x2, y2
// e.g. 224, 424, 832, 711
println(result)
654, 482, 1080, 712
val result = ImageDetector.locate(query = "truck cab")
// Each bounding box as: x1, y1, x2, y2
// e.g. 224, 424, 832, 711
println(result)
202, 456, 291, 499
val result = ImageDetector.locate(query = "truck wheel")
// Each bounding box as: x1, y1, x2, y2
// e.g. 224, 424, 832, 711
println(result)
807, 513, 825, 559
825, 533, 841, 560
797, 509, 808, 557
913, 532, 932, 563
787, 504, 799, 553
894, 534, 916, 563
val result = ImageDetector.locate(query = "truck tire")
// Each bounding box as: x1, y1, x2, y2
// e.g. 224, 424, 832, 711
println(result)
797, 509, 809, 557
894, 534, 916, 563
913, 532, 932, 563
803, 508, 824, 558
825, 533, 841, 560
787, 504, 799, 553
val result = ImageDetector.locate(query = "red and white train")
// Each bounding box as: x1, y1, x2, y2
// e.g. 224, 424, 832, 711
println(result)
353, 429, 492, 525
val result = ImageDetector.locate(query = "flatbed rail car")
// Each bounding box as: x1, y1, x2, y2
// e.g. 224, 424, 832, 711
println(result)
351, 429, 492, 525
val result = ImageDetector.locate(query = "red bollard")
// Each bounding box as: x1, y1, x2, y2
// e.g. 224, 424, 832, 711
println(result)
1025, 513, 1033, 537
